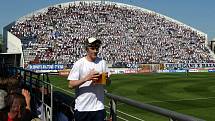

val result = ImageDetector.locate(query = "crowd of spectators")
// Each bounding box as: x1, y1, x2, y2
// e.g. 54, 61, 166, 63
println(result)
9, 1, 215, 66
0, 76, 32, 121
0, 64, 75, 121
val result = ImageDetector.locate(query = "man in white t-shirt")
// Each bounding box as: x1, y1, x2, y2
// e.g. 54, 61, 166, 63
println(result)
68, 37, 110, 121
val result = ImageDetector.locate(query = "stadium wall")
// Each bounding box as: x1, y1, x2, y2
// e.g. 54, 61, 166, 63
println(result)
3, 24, 24, 67
211, 40, 215, 55
206, 45, 215, 60
3, 21, 15, 53
7, 32, 22, 53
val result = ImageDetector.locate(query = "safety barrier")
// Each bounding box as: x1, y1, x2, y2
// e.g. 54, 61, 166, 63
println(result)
106, 93, 205, 121
3, 66, 205, 121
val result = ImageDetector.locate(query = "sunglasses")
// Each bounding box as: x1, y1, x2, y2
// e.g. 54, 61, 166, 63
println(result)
88, 46, 100, 50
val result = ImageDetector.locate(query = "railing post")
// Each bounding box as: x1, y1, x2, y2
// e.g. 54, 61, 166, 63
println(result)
46, 73, 50, 93
24, 71, 27, 84
50, 84, 53, 121
169, 118, 174, 121
42, 82, 45, 120
169, 118, 177, 121
36, 74, 40, 87
110, 99, 117, 121
29, 72, 33, 93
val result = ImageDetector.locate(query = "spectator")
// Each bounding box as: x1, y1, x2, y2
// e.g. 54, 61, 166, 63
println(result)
0, 89, 32, 121
68, 37, 110, 121
0, 77, 32, 121
0, 78, 7, 110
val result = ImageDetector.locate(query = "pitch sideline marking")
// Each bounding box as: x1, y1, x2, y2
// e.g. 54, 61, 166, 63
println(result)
106, 111, 129, 121
105, 105, 145, 121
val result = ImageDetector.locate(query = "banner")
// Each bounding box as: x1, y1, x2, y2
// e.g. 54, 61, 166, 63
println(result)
198, 69, 208, 72
208, 69, 215, 72
112, 62, 138, 68
188, 69, 198, 72
28, 64, 64, 70
158, 70, 186, 73
164, 63, 215, 69
124, 69, 138, 74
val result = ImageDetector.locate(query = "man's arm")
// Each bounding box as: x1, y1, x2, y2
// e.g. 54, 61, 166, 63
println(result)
22, 89, 31, 110
68, 79, 87, 89
68, 69, 100, 89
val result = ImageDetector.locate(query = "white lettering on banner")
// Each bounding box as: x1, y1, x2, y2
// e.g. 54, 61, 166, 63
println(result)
125, 70, 137, 73
189, 69, 198, 72
28, 64, 64, 70
164, 63, 215, 69
127, 63, 138, 68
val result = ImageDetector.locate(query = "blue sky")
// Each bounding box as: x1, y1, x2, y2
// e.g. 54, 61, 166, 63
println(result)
0, 0, 215, 40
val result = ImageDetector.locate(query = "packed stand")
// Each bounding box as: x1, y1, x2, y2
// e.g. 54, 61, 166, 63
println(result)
9, 1, 214, 66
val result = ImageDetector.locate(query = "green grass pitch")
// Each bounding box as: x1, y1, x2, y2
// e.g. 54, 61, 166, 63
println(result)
49, 72, 215, 121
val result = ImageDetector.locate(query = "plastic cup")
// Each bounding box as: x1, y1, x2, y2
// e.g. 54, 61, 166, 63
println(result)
95, 72, 107, 85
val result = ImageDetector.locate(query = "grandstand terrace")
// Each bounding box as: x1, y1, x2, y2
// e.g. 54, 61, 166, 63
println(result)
7, 1, 215, 66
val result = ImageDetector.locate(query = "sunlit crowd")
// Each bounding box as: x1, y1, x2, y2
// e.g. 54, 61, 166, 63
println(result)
9, 1, 214, 66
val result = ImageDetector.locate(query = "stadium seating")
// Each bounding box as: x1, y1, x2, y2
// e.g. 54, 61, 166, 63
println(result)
9, 1, 215, 66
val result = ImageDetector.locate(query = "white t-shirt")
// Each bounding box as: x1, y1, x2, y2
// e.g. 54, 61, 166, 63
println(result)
67, 57, 108, 111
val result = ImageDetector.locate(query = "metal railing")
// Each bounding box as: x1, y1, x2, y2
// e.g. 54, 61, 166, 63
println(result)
5, 66, 54, 121
106, 93, 205, 121
2, 66, 206, 121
